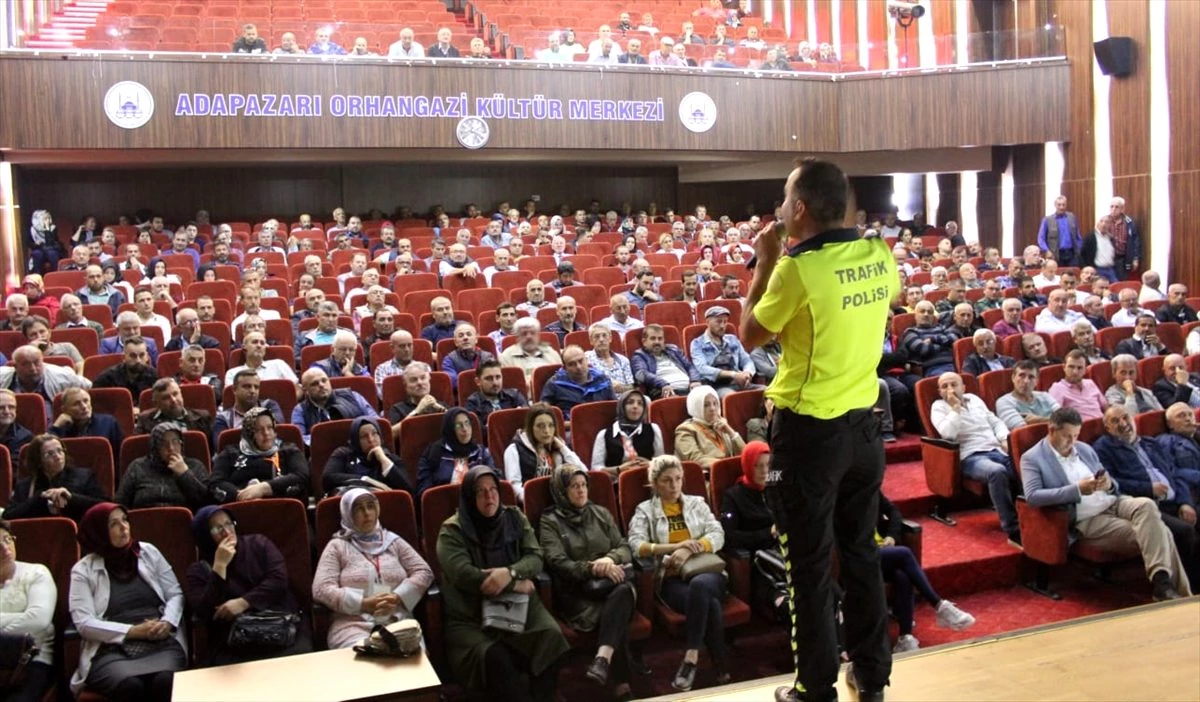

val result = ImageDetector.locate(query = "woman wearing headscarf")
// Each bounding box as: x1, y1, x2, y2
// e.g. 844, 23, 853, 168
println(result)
115, 422, 210, 510
209, 407, 309, 504
20, 274, 60, 321
539, 465, 636, 699
628, 455, 728, 692
437, 466, 568, 702
101, 261, 136, 304
184, 505, 312, 664
321, 417, 412, 496
718, 441, 775, 553
68, 503, 187, 701
7, 433, 108, 523
590, 389, 664, 476
23, 210, 63, 274
312, 489, 433, 649
502, 403, 585, 505
416, 407, 494, 497
0, 518, 57, 702
674, 385, 746, 471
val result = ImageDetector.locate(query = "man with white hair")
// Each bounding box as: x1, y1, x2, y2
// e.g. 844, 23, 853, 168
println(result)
1153, 355, 1200, 410
373, 329, 417, 399
248, 224, 285, 255
1138, 271, 1166, 304
516, 279, 554, 317
388, 27, 424, 57
1107, 196, 1141, 278
384, 361, 447, 429
587, 24, 624, 58
1036, 195, 1081, 267
165, 307, 220, 352
1105, 354, 1163, 415
482, 248, 514, 286
99, 312, 161, 365
931, 371, 1021, 544
961, 328, 1015, 376
310, 331, 370, 378
1021, 244, 1043, 268
0, 295, 30, 332
298, 301, 354, 350
1156, 284, 1197, 326
0, 346, 91, 419
292, 368, 376, 444
55, 293, 105, 336
1110, 288, 1147, 327
499, 317, 562, 383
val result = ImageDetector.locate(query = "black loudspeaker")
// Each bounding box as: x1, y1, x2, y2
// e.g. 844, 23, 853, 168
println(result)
1093, 37, 1135, 77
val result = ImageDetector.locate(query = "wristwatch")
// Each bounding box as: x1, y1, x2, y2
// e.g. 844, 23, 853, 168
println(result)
509, 567, 518, 580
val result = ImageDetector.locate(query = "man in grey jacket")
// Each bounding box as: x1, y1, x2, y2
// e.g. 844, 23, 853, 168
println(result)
1020, 407, 1189, 600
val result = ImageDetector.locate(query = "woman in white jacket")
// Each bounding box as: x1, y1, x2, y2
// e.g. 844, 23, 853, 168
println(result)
627, 455, 728, 693
0, 519, 57, 702
69, 503, 186, 701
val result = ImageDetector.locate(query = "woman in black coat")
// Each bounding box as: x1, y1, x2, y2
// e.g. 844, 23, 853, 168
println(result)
6, 433, 108, 523
209, 408, 309, 503
321, 416, 412, 496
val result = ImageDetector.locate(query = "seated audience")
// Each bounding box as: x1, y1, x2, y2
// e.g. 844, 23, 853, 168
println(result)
1034, 290, 1092, 334
384, 362, 447, 428
421, 297, 465, 346
213, 369, 285, 440
322, 417, 410, 496
1048, 350, 1108, 421
538, 464, 637, 697
56, 293, 105, 336
499, 318, 562, 383
76, 264, 126, 317
416, 408, 495, 498
674, 385, 746, 471
1156, 284, 1197, 325
1153, 355, 1200, 410
21, 315, 83, 370
69, 503, 187, 701
1015, 277, 1047, 310
1109, 288, 1145, 327
209, 408, 308, 504
291, 368, 377, 445
0, 388, 34, 456
1156, 403, 1200, 499
591, 389, 663, 476
1022, 408, 1190, 601
991, 298, 1033, 341
1070, 320, 1110, 365
719, 440, 776, 554
690, 306, 761, 398
544, 296, 584, 344
1114, 314, 1167, 359
1093, 406, 1200, 584
1020, 333, 1060, 368
962, 328, 1015, 376
0, 517, 57, 702
598, 295, 644, 340
900, 301, 957, 378
540, 345, 615, 415
503, 403, 585, 504
436, 466, 568, 698
185, 505, 313, 665
516, 279, 554, 317
584, 324, 634, 394
310, 331, 370, 378
1105, 354, 1163, 415
49, 387, 122, 448
94, 337, 158, 399
175, 343, 223, 399
628, 455, 729, 692
116, 422, 209, 510
7, 433, 107, 522
750, 339, 782, 383
135, 378, 214, 437
313, 489, 434, 649
164, 307, 220, 352
464, 360, 528, 432
297, 302, 351, 352
100, 313, 162, 365
1082, 295, 1112, 330
373, 330, 417, 399
996, 361, 1061, 429
931, 372, 1020, 544
879, 492, 975, 652
2, 345, 92, 415
632, 324, 701, 399
224, 332, 299, 385
442, 323, 495, 390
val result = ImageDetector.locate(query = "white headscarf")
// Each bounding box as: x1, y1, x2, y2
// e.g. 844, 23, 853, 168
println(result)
685, 385, 720, 424
336, 488, 399, 557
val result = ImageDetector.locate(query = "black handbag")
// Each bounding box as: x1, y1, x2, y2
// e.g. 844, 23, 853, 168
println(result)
579, 564, 635, 601
227, 610, 300, 651
0, 633, 37, 689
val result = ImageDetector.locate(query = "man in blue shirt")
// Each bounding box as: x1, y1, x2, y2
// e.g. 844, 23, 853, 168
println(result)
49, 386, 123, 448
689, 306, 763, 398
420, 296, 465, 345
1036, 195, 1081, 267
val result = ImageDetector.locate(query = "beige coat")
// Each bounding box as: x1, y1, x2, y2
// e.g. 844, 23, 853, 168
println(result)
674, 419, 745, 469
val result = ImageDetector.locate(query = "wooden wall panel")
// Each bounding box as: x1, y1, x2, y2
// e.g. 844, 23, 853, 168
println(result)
1011, 144, 1046, 252
1106, 0, 1152, 265
1166, 0, 1199, 286
15, 164, 679, 230
976, 170, 1002, 253
935, 173, 961, 227
1054, 0, 1095, 237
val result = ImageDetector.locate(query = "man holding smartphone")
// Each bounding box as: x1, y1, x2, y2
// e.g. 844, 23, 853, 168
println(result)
741, 159, 897, 702
1021, 407, 1189, 600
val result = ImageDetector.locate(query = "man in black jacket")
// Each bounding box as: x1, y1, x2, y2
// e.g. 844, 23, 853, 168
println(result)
464, 360, 528, 435
231, 23, 268, 54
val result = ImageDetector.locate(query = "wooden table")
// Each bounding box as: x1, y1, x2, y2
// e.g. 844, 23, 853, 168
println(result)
172, 647, 441, 702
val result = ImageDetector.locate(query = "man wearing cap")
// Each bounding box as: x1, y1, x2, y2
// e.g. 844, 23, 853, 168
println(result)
690, 306, 762, 399
649, 35, 684, 65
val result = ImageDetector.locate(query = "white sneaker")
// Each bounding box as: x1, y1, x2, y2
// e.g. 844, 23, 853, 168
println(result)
893, 634, 919, 652
935, 599, 976, 631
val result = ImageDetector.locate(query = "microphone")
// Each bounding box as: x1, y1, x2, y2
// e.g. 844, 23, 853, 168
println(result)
745, 222, 787, 271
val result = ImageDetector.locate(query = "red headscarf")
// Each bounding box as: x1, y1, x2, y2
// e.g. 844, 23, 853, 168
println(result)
78, 503, 140, 581
739, 440, 771, 491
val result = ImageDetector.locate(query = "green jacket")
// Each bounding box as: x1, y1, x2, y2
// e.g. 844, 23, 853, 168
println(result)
436, 507, 568, 691
539, 504, 632, 632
